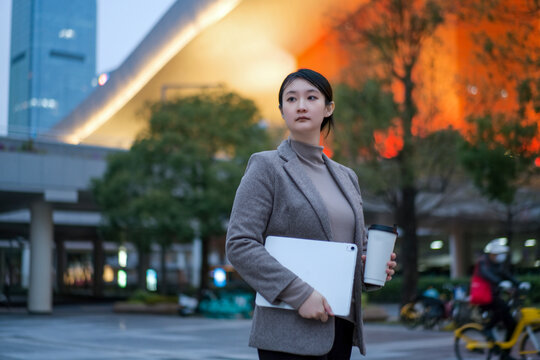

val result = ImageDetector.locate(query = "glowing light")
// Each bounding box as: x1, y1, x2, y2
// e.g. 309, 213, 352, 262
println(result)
118, 246, 127, 267
59, 28, 75, 39
117, 270, 127, 288
524, 239, 536, 247
64, 0, 242, 144
494, 237, 508, 246
98, 73, 109, 86
213, 267, 227, 288
430, 240, 444, 250
103, 265, 114, 282
146, 269, 157, 291
535, 157, 540, 167
535, 260, 540, 267
467, 85, 478, 95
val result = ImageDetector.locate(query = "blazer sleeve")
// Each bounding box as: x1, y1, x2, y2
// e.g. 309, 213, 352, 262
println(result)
346, 168, 368, 255
346, 167, 381, 292
226, 153, 300, 304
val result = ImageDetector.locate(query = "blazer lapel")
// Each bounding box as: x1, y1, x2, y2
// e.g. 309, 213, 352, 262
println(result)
278, 141, 333, 241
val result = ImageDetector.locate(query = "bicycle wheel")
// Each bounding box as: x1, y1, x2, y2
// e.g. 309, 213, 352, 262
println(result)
400, 302, 423, 329
455, 325, 489, 360
518, 326, 540, 360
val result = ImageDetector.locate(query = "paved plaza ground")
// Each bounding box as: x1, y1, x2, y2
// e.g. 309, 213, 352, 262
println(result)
0, 304, 457, 360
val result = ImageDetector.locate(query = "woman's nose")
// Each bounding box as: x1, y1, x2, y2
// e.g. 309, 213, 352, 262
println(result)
297, 98, 307, 112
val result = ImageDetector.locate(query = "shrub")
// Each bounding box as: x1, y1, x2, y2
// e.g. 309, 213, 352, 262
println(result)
127, 290, 177, 305
366, 275, 540, 304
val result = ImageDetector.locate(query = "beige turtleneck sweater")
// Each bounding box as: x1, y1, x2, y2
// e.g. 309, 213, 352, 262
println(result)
277, 138, 356, 323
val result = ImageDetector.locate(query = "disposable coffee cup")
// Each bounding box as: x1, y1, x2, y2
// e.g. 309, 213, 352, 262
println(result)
364, 224, 398, 286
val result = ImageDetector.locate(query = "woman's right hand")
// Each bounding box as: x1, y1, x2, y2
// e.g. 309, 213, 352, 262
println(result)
298, 290, 334, 322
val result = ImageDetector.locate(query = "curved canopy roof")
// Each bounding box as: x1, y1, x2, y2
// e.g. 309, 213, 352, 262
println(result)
49, 0, 363, 148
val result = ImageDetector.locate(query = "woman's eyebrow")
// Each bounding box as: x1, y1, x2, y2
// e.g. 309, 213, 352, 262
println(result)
285, 89, 318, 95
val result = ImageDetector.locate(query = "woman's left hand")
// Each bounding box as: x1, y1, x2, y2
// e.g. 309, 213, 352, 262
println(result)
361, 252, 397, 281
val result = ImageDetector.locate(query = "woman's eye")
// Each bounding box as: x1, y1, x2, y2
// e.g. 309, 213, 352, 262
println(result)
286, 96, 296, 102
308, 95, 318, 100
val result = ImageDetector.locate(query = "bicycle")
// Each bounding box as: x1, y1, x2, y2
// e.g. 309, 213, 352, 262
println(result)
400, 295, 447, 329
400, 299, 424, 329
454, 283, 540, 359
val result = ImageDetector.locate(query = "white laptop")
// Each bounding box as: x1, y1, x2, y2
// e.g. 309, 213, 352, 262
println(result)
255, 236, 358, 316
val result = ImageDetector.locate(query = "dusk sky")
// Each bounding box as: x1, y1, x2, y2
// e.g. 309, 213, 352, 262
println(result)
0, 0, 176, 135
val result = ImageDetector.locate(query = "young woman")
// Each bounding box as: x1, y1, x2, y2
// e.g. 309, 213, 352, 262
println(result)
226, 69, 397, 359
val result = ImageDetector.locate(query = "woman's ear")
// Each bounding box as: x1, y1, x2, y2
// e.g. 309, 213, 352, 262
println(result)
325, 101, 335, 117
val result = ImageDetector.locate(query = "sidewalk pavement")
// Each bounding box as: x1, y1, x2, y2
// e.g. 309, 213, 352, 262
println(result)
0, 301, 401, 321
0, 303, 454, 360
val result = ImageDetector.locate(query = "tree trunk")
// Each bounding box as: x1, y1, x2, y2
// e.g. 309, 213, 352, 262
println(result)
397, 64, 419, 305
197, 236, 210, 299
536, 225, 540, 264
160, 244, 168, 294
92, 237, 104, 298
398, 185, 419, 305
505, 206, 514, 246
137, 249, 150, 290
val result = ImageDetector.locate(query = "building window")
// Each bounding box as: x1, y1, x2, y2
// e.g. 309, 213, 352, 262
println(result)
50, 50, 85, 62
58, 28, 76, 39
11, 51, 26, 65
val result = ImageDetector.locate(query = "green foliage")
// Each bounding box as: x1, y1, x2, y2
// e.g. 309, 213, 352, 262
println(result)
366, 275, 540, 304
127, 289, 177, 304
92, 89, 271, 256
333, 80, 398, 161
332, 80, 402, 195
333, 78, 464, 200
459, 113, 538, 205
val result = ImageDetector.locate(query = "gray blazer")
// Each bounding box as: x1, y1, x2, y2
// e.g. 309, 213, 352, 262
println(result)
226, 139, 369, 356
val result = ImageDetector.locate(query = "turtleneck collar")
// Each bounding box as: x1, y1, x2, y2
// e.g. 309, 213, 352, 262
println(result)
289, 137, 325, 165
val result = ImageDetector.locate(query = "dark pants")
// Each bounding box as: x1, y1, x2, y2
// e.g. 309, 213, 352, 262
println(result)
481, 297, 516, 341
257, 317, 355, 360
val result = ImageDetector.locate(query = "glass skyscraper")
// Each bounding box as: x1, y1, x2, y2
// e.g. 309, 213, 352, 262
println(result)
8, 0, 96, 138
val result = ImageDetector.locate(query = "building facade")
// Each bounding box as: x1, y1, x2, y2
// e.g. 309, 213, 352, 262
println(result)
8, 0, 96, 138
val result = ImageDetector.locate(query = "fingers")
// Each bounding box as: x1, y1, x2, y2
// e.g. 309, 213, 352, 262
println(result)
361, 254, 366, 262
322, 297, 334, 317
298, 290, 333, 323
320, 310, 328, 323
385, 253, 397, 281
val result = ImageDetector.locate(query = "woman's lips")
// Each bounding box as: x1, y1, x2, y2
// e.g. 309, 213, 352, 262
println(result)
296, 116, 310, 121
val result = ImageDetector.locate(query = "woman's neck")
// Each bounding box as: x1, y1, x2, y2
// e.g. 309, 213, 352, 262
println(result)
289, 132, 320, 147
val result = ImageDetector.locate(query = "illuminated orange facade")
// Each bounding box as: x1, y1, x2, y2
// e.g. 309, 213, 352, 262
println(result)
298, 9, 539, 160
50, 0, 538, 163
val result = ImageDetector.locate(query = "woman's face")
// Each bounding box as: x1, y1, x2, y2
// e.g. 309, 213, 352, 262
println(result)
280, 78, 334, 141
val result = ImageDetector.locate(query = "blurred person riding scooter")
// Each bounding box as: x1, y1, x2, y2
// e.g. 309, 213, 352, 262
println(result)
470, 239, 519, 360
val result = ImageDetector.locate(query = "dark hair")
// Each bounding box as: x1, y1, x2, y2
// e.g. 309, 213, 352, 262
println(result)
278, 68, 334, 136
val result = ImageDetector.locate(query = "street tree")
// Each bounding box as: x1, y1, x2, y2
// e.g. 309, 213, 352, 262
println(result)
333, 0, 462, 304
459, 113, 539, 244
458, 0, 540, 245
93, 90, 270, 294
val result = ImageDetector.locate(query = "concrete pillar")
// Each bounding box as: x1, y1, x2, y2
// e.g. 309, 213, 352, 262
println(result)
449, 228, 466, 279
28, 201, 53, 314
21, 242, 30, 288
191, 238, 201, 287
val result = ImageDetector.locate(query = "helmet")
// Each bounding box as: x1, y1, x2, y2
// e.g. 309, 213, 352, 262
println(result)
484, 238, 509, 254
